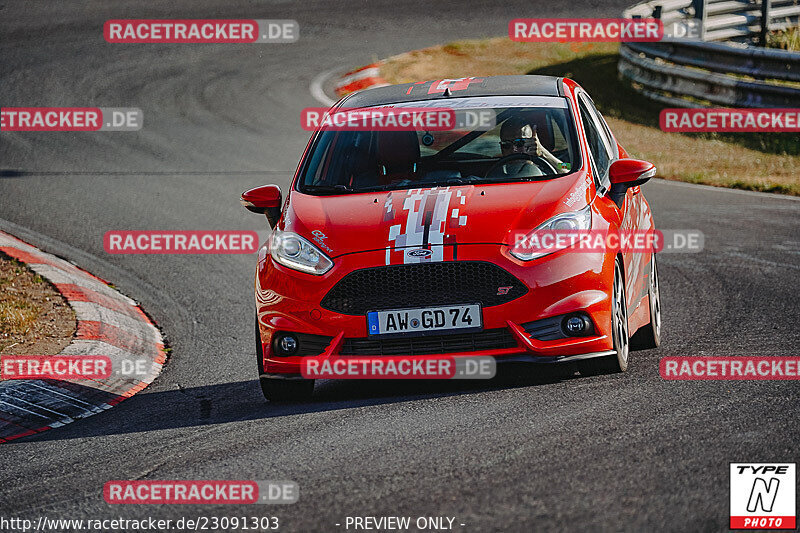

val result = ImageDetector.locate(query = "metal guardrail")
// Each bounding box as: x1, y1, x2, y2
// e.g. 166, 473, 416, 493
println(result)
619, 43, 800, 106
627, 40, 800, 82
624, 0, 800, 43
619, 0, 800, 108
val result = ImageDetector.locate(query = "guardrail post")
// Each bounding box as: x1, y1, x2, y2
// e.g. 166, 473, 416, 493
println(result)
692, 0, 707, 40
760, 0, 772, 46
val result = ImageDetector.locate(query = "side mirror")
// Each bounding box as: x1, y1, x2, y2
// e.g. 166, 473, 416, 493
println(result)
608, 159, 656, 207
609, 159, 656, 188
241, 185, 282, 228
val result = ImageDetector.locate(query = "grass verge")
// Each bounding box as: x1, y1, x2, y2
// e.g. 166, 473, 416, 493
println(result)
767, 25, 800, 52
0, 252, 76, 355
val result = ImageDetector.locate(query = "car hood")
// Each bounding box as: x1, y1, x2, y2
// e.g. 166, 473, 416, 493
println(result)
282, 173, 593, 259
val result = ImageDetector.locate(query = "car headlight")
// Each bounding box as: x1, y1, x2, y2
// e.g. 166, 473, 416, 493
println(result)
510, 204, 592, 261
269, 229, 333, 275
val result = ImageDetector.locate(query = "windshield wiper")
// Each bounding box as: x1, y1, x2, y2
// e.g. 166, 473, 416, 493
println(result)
301, 184, 355, 194
415, 178, 473, 187
472, 174, 558, 184
356, 181, 419, 192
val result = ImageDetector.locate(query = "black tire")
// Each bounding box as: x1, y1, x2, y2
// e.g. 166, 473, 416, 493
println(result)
578, 258, 630, 375
256, 317, 314, 401
630, 253, 662, 350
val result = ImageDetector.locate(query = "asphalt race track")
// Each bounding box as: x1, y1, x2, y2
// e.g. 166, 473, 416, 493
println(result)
1, 1, 799, 531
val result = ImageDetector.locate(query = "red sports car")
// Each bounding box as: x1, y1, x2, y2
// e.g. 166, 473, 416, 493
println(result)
242, 75, 662, 401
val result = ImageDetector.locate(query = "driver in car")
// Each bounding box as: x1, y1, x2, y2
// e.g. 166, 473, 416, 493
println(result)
489, 116, 570, 178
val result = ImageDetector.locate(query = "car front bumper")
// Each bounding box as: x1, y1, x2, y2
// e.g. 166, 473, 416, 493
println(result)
256, 243, 617, 376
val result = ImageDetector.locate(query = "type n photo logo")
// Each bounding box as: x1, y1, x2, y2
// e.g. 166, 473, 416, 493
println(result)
730, 463, 796, 529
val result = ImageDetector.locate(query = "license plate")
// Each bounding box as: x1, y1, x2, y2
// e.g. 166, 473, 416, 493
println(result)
367, 304, 482, 336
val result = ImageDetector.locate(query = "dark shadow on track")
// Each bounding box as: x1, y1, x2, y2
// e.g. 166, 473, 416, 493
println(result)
16, 363, 580, 443
0, 169, 26, 177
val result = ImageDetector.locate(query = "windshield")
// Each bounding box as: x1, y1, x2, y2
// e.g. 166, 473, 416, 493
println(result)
297, 96, 580, 194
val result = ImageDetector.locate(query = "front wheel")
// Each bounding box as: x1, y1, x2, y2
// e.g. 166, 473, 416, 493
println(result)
256, 317, 314, 401
578, 258, 630, 375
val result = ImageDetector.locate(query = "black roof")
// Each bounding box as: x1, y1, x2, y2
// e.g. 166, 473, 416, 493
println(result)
339, 75, 564, 108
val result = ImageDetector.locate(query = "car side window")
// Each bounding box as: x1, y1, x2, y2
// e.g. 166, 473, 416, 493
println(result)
577, 95, 612, 189
583, 96, 618, 160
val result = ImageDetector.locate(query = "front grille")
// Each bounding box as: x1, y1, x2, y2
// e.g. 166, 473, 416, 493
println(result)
321, 261, 527, 315
340, 328, 517, 356
290, 333, 334, 356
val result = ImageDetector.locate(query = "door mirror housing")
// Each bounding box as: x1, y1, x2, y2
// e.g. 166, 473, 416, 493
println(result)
241, 185, 282, 227
609, 158, 656, 188
608, 159, 656, 208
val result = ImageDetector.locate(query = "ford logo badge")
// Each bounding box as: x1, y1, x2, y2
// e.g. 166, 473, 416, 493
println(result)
406, 248, 433, 258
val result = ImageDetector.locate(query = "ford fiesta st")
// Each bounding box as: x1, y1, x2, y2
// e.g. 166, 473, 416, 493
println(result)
242, 75, 662, 401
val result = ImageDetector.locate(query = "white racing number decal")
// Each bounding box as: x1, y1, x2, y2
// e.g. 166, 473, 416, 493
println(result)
385, 188, 467, 265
